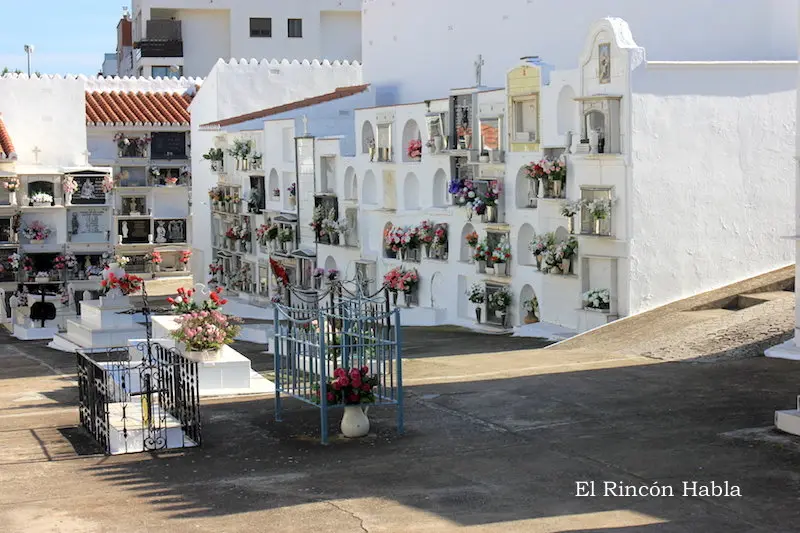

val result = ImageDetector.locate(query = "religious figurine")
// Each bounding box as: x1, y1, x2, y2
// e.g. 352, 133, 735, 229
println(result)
155, 221, 167, 244
71, 213, 80, 235
122, 221, 129, 239
80, 178, 94, 199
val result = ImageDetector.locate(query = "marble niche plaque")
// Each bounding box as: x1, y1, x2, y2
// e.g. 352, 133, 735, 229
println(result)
71, 176, 106, 205
121, 196, 147, 216
70, 210, 108, 243
119, 218, 151, 244
154, 219, 186, 244
0, 217, 12, 244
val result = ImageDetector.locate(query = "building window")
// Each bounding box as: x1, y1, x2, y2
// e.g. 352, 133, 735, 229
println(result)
511, 95, 538, 143
288, 18, 303, 38
151, 65, 182, 78
250, 18, 272, 38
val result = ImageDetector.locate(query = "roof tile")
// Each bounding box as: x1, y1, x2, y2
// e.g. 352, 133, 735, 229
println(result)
85, 89, 194, 126
0, 117, 16, 159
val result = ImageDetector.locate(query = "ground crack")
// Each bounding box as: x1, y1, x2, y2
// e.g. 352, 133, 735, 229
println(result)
326, 501, 368, 532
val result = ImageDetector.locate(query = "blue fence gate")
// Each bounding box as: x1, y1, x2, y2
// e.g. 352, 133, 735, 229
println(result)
273, 289, 404, 444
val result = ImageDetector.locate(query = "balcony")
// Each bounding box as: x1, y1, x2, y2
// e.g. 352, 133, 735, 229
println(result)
135, 20, 183, 58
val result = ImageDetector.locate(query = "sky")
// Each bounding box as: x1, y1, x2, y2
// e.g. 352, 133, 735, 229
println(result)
0, 1, 125, 75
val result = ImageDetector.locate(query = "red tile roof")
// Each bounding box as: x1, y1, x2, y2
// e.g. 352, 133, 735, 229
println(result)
86, 90, 193, 126
201, 84, 370, 129
0, 116, 16, 159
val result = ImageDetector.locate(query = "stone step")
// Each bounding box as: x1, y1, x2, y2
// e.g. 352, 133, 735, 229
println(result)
107, 401, 198, 455
65, 319, 145, 349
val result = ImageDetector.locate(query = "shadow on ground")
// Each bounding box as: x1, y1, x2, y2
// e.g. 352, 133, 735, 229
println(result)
72, 352, 800, 531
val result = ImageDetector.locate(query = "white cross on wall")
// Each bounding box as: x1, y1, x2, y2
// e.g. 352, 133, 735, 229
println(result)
82, 150, 91, 165
32, 146, 41, 163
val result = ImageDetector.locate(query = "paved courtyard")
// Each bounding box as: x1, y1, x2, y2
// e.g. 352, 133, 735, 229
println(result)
2, 324, 800, 532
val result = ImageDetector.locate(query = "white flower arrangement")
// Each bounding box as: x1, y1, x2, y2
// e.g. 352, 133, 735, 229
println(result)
560, 200, 581, 218
583, 288, 610, 310
149, 166, 161, 178
114, 254, 130, 267
491, 238, 512, 264
466, 283, 485, 304
488, 288, 511, 311
583, 197, 613, 220
8, 253, 20, 270
30, 192, 53, 204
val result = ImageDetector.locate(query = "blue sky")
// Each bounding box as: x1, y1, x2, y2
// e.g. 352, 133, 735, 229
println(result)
0, 2, 125, 75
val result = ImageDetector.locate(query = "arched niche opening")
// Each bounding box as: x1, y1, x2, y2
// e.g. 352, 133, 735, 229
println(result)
584, 110, 606, 139
519, 284, 537, 325
557, 85, 577, 136
324, 255, 337, 272
403, 172, 420, 211
432, 168, 448, 208
362, 170, 377, 206
515, 165, 535, 209
401, 119, 422, 162
459, 222, 476, 262
268, 169, 279, 201
343, 166, 358, 200
554, 226, 569, 243
361, 121, 375, 153
517, 223, 535, 266
430, 271, 444, 308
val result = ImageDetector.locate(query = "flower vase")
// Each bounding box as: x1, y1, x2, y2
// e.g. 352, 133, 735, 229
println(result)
183, 349, 223, 363
368, 147, 375, 162
561, 258, 571, 275
553, 180, 563, 198
289, 196, 297, 208
567, 217, 574, 234
9, 191, 17, 206
392, 291, 398, 306
475, 307, 482, 323
153, 264, 161, 273
538, 178, 547, 198
178, 262, 187, 272
65, 192, 73, 205
495, 262, 508, 277
30, 239, 44, 245
477, 260, 486, 274
594, 218, 602, 235
314, 277, 322, 290
524, 312, 539, 324
400, 248, 407, 261
464, 134, 472, 149
528, 180, 537, 207
433, 135, 444, 153
341, 405, 370, 438
330, 233, 340, 246
245, 242, 252, 254
424, 243, 431, 259
105, 193, 111, 203
486, 205, 497, 223
535, 255, 543, 270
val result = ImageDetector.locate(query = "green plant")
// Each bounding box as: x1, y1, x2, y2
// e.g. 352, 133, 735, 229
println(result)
203, 148, 224, 161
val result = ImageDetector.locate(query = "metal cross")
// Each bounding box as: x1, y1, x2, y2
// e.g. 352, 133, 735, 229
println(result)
301, 114, 309, 136
32, 146, 41, 163
474, 54, 484, 87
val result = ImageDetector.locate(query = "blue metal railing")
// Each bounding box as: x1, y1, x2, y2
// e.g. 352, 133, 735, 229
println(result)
273, 294, 404, 444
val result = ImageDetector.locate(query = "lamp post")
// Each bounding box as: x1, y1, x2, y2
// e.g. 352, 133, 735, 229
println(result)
23, 45, 34, 76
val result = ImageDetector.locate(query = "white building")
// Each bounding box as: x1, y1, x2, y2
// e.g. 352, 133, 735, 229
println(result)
362, 0, 797, 104
199, 17, 795, 333
0, 74, 202, 339
101, 54, 118, 77
127, 0, 362, 78
188, 58, 363, 281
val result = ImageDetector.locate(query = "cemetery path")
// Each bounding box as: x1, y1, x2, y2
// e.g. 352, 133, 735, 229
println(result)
1, 310, 800, 531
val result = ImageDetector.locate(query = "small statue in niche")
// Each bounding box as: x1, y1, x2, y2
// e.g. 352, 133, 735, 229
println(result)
71, 213, 80, 235
588, 128, 600, 154
155, 221, 167, 244
122, 221, 129, 239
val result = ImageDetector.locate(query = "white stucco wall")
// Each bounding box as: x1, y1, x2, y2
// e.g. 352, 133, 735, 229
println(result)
362, 0, 798, 104
629, 63, 797, 313
0, 76, 89, 168
179, 9, 231, 78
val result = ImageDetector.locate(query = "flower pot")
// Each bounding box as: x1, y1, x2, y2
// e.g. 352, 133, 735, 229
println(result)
538, 178, 547, 198
30, 239, 44, 245
330, 233, 340, 246
424, 243, 431, 258
65, 192, 73, 205
99, 294, 131, 308
183, 349, 223, 362
567, 217, 575, 234
392, 291, 398, 306
289, 196, 297, 208
553, 180, 563, 198
433, 135, 444, 153
341, 404, 370, 438
153, 264, 161, 273
482, 205, 497, 224
475, 307, 482, 323
476, 260, 486, 274
9, 192, 17, 206
535, 255, 543, 270
561, 258, 571, 275
404, 291, 417, 307
594, 218, 601, 235
495, 262, 508, 276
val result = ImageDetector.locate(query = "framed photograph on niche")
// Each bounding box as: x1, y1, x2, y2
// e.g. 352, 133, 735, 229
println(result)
70, 175, 106, 205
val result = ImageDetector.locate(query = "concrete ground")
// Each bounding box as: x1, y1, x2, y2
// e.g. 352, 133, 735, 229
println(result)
2, 275, 800, 531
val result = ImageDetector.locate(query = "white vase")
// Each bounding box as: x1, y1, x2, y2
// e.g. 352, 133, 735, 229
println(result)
65, 192, 73, 205
433, 135, 444, 153
99, 293, 130, 308
9, 192, 17, 206
476, 260, 486, 274
538, 178, 546, 198
183, 349, 223, 362
594, 218, 602, 235
553, 180, 562, 198
341, 405, 370, 438
495, 262, 508, 276
567, 217, 574, 234
561, 258, 571, 274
